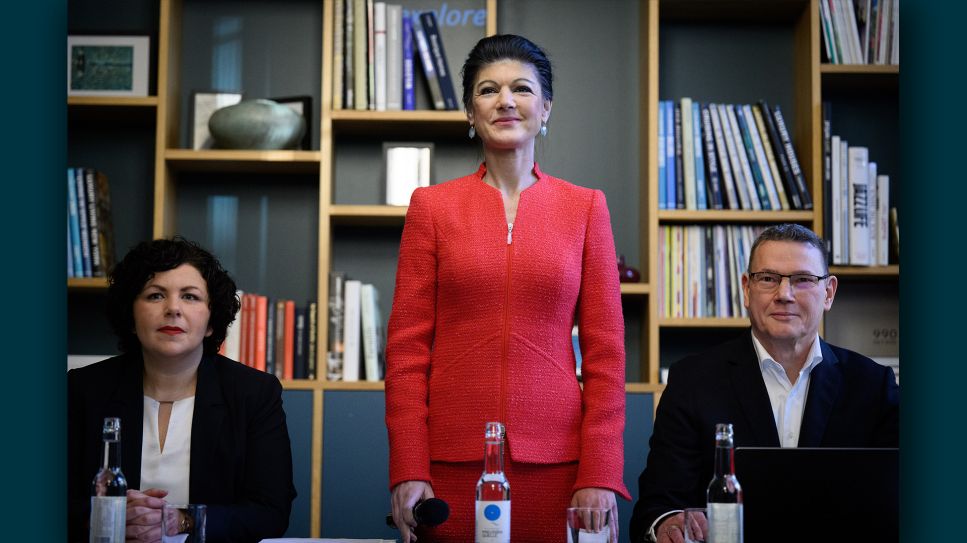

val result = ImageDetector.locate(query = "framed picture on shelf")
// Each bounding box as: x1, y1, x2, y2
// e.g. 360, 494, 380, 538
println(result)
270, 95, 313, 150
67, 35, 150, 97
191, 91, 243, 149
382, 142, 434, 206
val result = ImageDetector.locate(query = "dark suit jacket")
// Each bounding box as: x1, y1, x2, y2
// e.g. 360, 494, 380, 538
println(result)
629, 331, 899, 542
68, 352, 297, 543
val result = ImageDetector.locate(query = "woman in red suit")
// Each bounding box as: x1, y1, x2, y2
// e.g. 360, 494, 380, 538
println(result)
385, 34, 629, 542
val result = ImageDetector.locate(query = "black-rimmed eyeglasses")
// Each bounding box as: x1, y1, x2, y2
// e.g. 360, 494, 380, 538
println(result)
748, 271, 830, 291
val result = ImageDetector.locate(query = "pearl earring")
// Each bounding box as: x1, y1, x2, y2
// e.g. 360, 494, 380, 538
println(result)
468, 125, 476, 139
540, 123, 548, 137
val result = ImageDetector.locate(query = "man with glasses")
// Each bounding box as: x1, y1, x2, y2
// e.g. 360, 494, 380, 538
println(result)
629, 224, 899, 543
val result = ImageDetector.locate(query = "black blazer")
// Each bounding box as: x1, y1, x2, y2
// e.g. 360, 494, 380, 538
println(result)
68, 352, 297, 543
629, 331, 899, 542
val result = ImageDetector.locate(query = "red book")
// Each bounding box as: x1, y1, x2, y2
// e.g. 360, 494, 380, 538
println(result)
283, 300, 296, 380
254, 295, 268, 372
242, 294, 256, 367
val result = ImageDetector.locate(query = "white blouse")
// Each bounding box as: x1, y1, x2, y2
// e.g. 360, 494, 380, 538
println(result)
140, 396, 195, 506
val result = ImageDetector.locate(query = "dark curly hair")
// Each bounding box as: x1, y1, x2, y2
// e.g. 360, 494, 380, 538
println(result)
107, 236, 240, 356
460, 34, 553, 110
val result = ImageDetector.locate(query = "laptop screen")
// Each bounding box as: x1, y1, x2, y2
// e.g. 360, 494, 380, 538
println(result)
733, 447, 898, 543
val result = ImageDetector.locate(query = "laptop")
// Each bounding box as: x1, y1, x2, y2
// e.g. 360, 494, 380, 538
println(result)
733, 447, 899, 543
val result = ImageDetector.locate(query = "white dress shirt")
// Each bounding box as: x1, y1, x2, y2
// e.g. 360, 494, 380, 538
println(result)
140, 396, 195, 505
751, 332, 823, 447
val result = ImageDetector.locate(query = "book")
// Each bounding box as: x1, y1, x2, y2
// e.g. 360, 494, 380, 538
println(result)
657, 100, 667, 209
91, 169, 116, 277
847, 145, 871, 265
830, 134, 843, 264
419, 11, 459, 110
839, 137, 851, 261
734, 105, 772, 210
74, 167, 92, 277
725, 104, 762, 210
66, 168, 83, 276
758, 99, 801, 210
344, 0, 355, 108
353, 0, 367, 111
307, 301, 318, 379
343, 279, 362, 382
866, 161, 878, 266
673, 102, 685, 209
373, 2, 387, 111
266, 297, 278, 376
385, 146, 423, 205
700, 104, 722, 209
254, 295, 268, 372
367, 0, 376, 110
283, 299, 295, 380
385, 3, 403, 110
691, 101, 708, 209
664, 101, 677, 210
401, 13, 415, 110
293, 304, 308, 379
750, 104, 790, 210
888, 206, 898, 260
360, 283, 381, 381
81, 168, 103, 276
703, 226, 716, 316
771, 104, 813, 209
410, 11, 445, 110
66, 223, 74, 278
876, 174, 890, 266
716, 104, 751, 210
327, 272, 346, 381
713, 225, 730, 317
680, 97, 696, 209
821, 101, 833, 260
708, 104, 738, 210
333, 0, 345, 109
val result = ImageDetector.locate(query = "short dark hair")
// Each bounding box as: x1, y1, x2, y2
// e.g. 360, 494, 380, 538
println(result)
748, 223, 829, 273
107, 236, 240, 356
460, 34, 553, 110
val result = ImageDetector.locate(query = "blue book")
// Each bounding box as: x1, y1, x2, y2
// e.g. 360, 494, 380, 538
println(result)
74, 167, 92, 276
664, 101, 676, 210
692, 101, 707, 210
66, 168, 83, 276
657, 100, 666, 209
733, 105, 771, 210
67, 221, 74, 278
402, 14, 415, 110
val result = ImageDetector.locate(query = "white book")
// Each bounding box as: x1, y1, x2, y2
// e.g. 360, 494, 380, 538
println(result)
686, 225, 702, 317
385, 4, 403, 110
385, 147, 421, 205
866, 161, 878, 267
830, 135, 843, 264
890, 0, 898, 65
352, 0, 367, 111
717, 104, 752, 210
877, 174, 890, 265
418, 147, 431, 187
224, 289, 244, 361
342, 279, 362, 382
333, 0, 344, 109
847, 146, 871, 265
713, 225, 729, 318
726, 104, 762, 210
373, 2, 387, 111
842, 0, 865, 63
830, 0, 854, 63
360, 283, 381, 381
839, 138, 851, 263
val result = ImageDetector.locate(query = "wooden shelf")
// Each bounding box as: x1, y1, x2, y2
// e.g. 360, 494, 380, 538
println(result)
821, 63, 898, 93
820, 64, 899, 75
658, 210, 815, 223
330, 109, 469, 138
620, 282, 650, 296
68, 277, 109, 290
164, 149, 322, 174
659, 317, 750, 328
68, 96, 158, 123
328, 204, 408, 226
829, 264, 899, 277
68, 96, 159, 107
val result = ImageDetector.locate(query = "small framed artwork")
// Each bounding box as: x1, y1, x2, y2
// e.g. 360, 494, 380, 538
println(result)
191, 91, 243, 149
382, 142, 434, 206
68, 35, 150, 97
270, 95, 313, 150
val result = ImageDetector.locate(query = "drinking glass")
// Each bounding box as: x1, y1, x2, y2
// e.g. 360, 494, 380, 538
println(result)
566, 506, 612, 543
162, 503, 206, 543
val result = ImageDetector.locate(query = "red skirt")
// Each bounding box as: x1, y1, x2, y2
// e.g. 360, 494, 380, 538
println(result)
418, 459, 578, 542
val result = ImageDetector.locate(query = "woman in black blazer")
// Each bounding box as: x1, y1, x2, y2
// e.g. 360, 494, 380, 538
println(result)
68, 237, 296, 543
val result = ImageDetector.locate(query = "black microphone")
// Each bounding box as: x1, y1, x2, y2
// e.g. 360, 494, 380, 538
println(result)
385, 497, 450, 528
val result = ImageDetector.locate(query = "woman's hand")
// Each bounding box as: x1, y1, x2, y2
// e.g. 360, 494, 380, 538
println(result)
571, 487, 619, 543
390, 480, 434, 543
124, 488, 167, 542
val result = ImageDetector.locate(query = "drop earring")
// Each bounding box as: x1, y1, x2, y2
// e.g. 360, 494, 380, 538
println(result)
468, 125, 476, 139
540, 123, 548, 137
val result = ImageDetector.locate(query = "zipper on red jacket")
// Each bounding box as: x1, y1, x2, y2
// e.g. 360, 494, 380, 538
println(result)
500, 222, 513, 428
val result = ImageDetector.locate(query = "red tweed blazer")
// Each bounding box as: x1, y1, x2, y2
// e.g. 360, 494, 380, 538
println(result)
385, 163, 630, 500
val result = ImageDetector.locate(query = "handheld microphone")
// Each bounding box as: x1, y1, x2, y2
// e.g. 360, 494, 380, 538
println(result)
385, 497, 450, 528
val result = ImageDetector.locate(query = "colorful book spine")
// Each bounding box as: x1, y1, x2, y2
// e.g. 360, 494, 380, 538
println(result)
691, 101, 708, 210
401, 13, 415, 110
67, 168, 83, 276
411, 12, 445, 110
419, 11, 459, 110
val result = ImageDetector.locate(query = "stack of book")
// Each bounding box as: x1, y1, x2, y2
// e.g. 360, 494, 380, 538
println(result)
822, 102, 894, 267
658, 224, 768, 319
819, 0, 898, 65
67, 167, 115, 278
326, 272, 386, 382
657, 99, 813, 212
333, 0, 461, 111
220, 291, 318, 381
